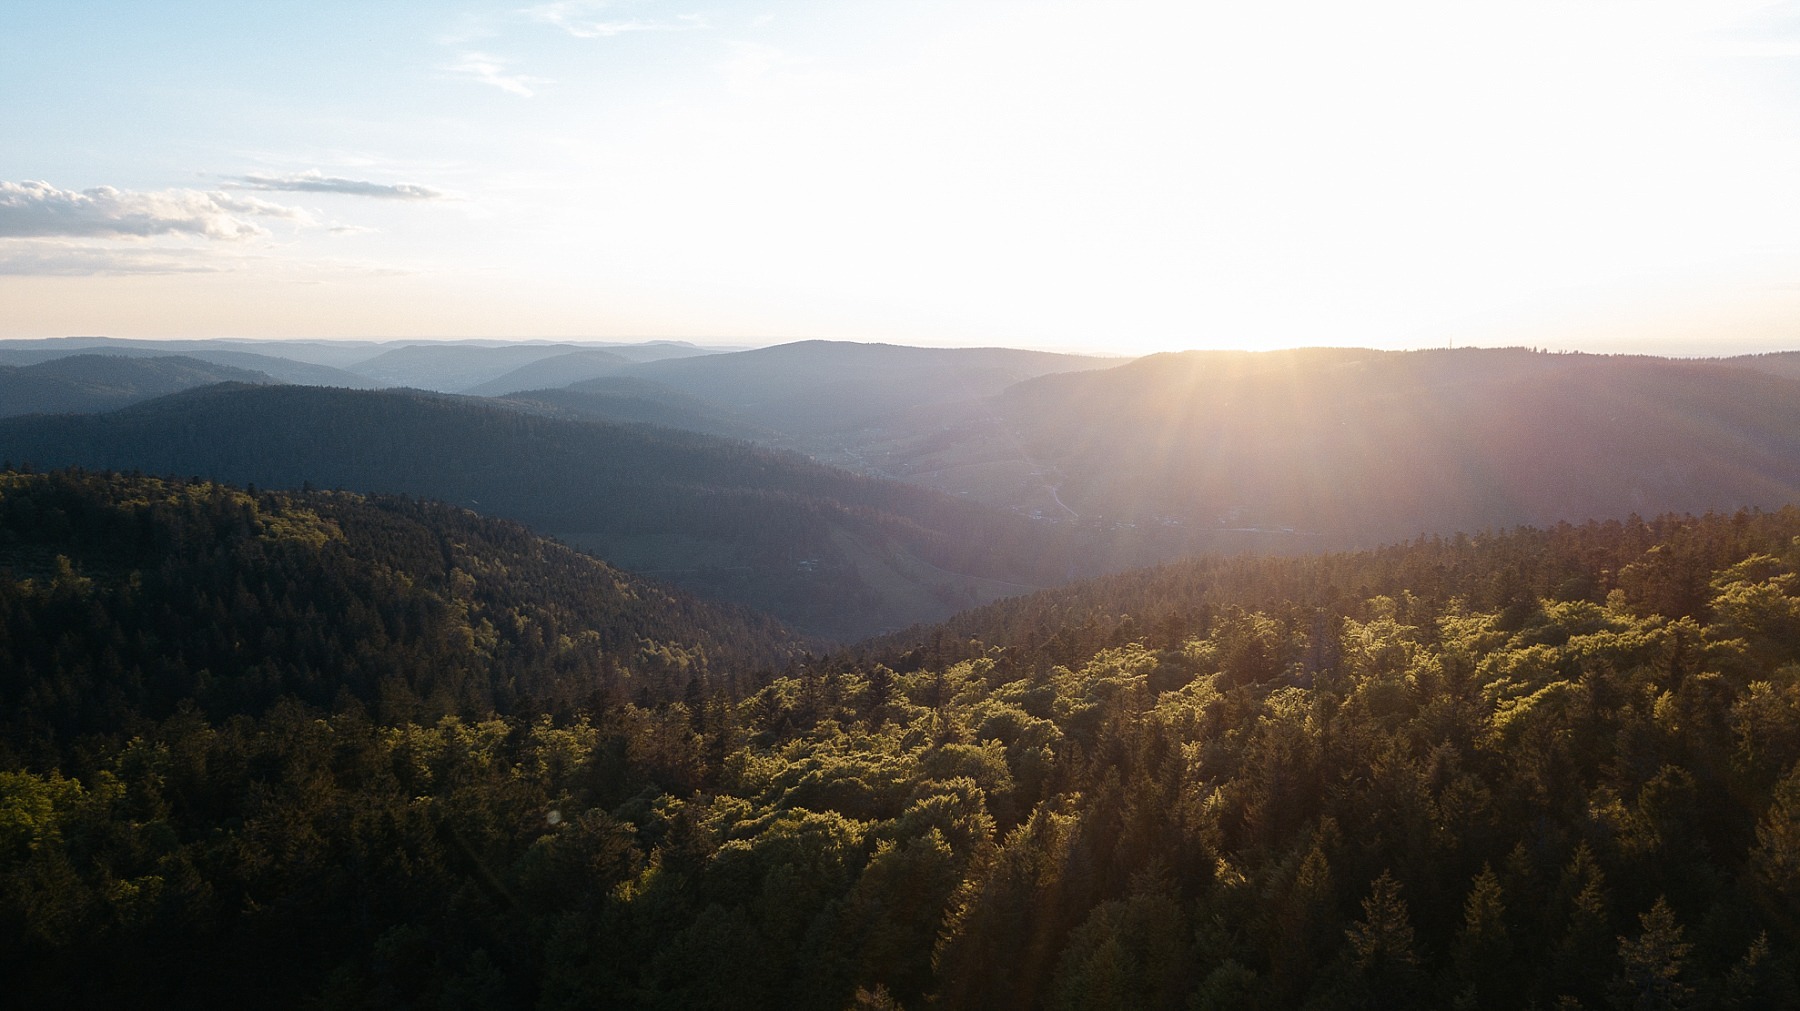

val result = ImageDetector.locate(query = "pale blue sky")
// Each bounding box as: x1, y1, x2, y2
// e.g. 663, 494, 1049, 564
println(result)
7, 1, 1800, 354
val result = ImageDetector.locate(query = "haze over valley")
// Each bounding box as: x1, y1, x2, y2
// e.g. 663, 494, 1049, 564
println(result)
7, 333, 1800, 652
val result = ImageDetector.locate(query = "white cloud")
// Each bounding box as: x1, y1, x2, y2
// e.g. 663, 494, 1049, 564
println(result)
527, 1, 708, 39
0, 180, 310, 240
228, 170, 447, 200
449, 51, 545, 96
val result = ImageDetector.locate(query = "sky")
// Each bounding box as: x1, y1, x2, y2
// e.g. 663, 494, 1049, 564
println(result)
7, 0, 1800, 355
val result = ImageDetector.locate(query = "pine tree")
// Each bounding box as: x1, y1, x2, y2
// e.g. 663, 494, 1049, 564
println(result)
1451, 863, 1512, 1009
1609, 898, 1691, 1011
1345, 870, 1424, 1005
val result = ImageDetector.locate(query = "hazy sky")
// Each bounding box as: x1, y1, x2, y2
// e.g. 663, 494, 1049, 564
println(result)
7, 0, 1800, 355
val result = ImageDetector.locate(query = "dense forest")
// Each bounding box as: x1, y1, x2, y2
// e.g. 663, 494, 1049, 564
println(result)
503, 376, 771, 442
5, 467, 1800, 1007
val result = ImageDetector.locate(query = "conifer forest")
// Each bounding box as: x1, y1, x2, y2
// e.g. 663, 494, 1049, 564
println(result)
5, 466, 1800, 1008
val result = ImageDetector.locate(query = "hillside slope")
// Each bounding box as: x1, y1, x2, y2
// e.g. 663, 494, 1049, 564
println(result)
986, 347, 1800, 545
342, 342, 602, 391
0, 354, 272, 416
1723, 349, 1800, 381
343, 340, 727, 393
617, 339, 1116, 435
0, 468, 798, 761
7, 476, 1800, 1006
462, 349, 635, 395
0, 385, 1095, 638
501, 376, 769, 440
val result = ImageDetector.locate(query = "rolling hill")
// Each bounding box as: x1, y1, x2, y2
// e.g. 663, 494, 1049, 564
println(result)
463, 348, 638, 396
0, 354, 273, 416
1723, 349, 1800, 382
342, 340, 729, 393
0, 336, 391, 377
614, 339, 1117, 436
0, 468, 799, 754
0, 384, 1103, 639
163, 348, 379, 387
501, 376, 770, 440
598, 345, 1800, 558
0, 337, 732, 392
467, 340, 767, 397
341, 341, 610, 391
951, 347, 1800, 548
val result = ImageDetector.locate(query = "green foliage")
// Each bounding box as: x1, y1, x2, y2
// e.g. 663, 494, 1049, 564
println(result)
7, 469, 1800, 1007
1048, 889, 1192, 1011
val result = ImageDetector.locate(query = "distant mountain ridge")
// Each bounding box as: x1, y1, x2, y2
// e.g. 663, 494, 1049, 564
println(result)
0, 354, 273, 417
0, 336, 397, 369
333, 338, 730, 392
1722, 349, 1800, 382
614, 339, 1118, 435
467, 348, 676, 396
344, 342, 616, 391
987, 346, 1800, 545
0, 336, 746, 395
501, 376, 769, 440
11, 340, 1800, 587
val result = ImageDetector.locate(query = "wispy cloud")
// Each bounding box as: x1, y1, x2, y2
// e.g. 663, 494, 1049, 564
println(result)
227, 170, 447, 201
449, 51, 545, 96
0, 243, 225, 276
528, 1, 708, 39
0, 180, 310, 240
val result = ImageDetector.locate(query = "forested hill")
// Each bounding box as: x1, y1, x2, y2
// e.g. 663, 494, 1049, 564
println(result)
857, 511, 1772, 672
1723, 350, 1800, 382
0, 354, 273, 417
502, 376, 769, 441
0, 384, 1098, 640
786, 506, 1800, 1009
988, 347, 1800, 545
0, 469, 797, 764
345, 342, 625, 392
9, 477, 1800, 1006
